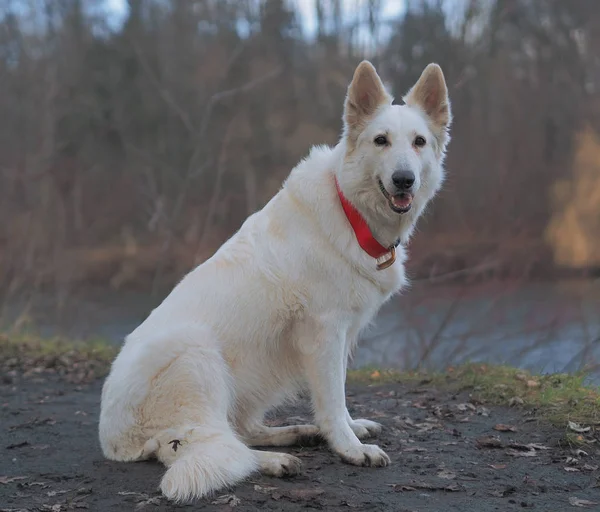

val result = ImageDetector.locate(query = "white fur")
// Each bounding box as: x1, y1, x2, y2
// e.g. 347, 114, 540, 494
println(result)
98, 61, 451, 503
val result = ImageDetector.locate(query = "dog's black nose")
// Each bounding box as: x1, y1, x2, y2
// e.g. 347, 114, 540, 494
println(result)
392, 170, 415, 190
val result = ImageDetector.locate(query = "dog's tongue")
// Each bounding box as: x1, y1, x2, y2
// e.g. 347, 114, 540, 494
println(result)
392, 194, 412, 209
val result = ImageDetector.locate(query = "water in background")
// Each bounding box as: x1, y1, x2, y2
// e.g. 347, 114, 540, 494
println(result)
3, 279, 599, 381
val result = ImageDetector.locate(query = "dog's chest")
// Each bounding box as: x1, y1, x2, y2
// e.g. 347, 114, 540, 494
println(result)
353, 256, 407, 300
327, 260, 406, 326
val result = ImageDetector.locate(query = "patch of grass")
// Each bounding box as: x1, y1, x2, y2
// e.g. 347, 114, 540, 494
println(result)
348, 363, 600, 429
3, 332, 598, 431
346, 367, 426, 384
0, 331, 117, 383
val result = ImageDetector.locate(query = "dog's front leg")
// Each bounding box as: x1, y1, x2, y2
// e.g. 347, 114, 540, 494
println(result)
341, 356, 383, 440
301, 325, 390, 467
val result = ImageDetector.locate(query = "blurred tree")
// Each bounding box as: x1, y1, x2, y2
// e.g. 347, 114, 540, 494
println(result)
0, 0, 598, 293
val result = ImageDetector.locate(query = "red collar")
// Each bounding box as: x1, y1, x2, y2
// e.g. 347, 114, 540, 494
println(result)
335, 176, 397, 270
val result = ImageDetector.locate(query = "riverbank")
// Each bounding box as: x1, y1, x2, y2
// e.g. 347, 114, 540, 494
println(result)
3, 278, 600, 382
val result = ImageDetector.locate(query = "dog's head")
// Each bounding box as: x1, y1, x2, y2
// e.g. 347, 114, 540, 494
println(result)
339, 60, 451, 234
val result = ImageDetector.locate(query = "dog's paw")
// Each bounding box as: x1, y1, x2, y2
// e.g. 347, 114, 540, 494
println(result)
337, 443, 390, 467
349, 419, 383, 440
258, 452, 302, 478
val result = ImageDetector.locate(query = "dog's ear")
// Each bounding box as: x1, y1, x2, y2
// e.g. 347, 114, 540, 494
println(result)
404, 63, 451, 137
344, 61, 392, 137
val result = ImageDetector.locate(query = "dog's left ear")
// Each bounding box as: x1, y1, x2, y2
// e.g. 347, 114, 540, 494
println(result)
404, 63, 451, 141
344, 61, 393, 138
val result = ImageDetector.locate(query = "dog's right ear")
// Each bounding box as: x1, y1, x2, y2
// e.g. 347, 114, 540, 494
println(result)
344, 61, 392, 138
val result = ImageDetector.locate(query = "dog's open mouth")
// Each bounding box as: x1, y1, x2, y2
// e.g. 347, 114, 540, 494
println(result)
378, 179, 413, 214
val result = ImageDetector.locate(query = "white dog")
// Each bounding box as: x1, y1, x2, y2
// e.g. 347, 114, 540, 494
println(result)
99, 60, 451, 502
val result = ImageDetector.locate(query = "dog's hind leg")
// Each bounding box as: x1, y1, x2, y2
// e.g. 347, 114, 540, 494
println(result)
238, 407, 321, 447
244, 424, 322, 447
346, 412, 383, 440
252, 449, 302, 477
156, 425, 258, 502
127, 334, 260, 502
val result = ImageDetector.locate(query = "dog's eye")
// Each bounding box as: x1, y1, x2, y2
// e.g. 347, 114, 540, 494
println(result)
374, 135, 388, 146
414, 135, 426, 148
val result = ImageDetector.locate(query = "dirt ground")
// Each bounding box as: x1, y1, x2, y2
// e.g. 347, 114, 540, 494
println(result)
1, 372, 599, 512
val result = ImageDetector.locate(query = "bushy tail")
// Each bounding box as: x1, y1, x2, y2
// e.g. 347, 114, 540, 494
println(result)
153, 426, 258, 503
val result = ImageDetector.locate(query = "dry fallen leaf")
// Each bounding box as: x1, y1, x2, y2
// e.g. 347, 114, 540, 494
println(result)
370, 370, 381, 379
415, 422, 441, 433
568, 422, 591, 434
505, 442, 550, 457
582, 464, 599, 472
527, 443, 551, 450
392, 485, 417, 492
0, 475, 28, 484
436, 470, 457, 480
565, 467, 581, 472
509, 442, 550, 451
254, 484, 278, 494
494, 424, 517, 432
432, 405, 454, 418
287, 488, 325, 500
393, 417, 416, 429
490, 464, 507, 470
441, 484, 462, 492
47, 490, 70, 497
569, 497, 598, 507
26, 481, 50, 488
507, 448, 538, 457
476, 436, 503, 449
40, 505, 64, 512
211, 494, 240, 507
391, 481, 463, 493
135, 497, 162, 510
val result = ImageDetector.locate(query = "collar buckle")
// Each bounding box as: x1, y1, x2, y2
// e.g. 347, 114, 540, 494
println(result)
376, 246, 396, 271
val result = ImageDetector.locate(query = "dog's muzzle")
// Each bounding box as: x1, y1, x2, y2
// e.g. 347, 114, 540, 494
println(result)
378, 179, 413, 214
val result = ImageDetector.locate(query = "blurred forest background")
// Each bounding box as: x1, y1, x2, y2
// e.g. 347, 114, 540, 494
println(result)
1, 0, 600, 300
